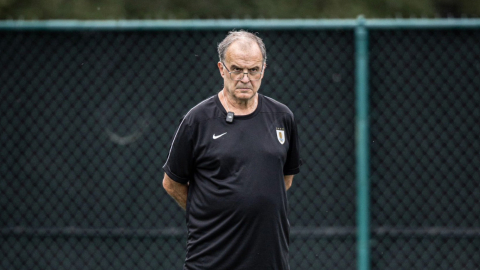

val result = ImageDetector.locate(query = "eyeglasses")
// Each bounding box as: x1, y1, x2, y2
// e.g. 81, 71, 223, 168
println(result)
221, 62, 264, 81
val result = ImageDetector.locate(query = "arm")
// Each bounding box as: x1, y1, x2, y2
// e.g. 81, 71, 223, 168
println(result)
163, 173, 188, 211
284, 175, 294, 191
282, 114, 301, 191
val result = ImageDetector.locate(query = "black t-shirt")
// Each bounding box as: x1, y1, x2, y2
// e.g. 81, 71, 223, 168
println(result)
163, 93, 301, 270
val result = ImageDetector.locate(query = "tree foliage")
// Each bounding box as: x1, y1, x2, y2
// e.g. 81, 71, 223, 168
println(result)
1, 0, 479, 19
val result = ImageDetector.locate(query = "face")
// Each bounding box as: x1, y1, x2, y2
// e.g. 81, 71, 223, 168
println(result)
218, 41, 265, 102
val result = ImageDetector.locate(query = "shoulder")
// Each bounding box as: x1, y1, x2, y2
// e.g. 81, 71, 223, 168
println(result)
181, 95, 219, 126
260, 94, 295, 118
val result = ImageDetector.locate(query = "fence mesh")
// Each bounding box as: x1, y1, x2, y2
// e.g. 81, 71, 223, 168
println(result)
0, 29, 356, 269
369, 29, 480, 270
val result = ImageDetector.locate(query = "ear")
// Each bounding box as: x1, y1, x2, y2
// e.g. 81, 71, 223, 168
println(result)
261, 62, 267, 79
218, 62, 225, 78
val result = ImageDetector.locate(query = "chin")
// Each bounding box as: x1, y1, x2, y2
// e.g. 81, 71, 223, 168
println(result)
235, 92, 256, 100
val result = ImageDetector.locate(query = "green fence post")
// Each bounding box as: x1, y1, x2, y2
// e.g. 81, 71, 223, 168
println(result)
355, 15, 371, 270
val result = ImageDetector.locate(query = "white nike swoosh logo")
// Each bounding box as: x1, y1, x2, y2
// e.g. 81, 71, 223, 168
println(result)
213, 132, 227, 139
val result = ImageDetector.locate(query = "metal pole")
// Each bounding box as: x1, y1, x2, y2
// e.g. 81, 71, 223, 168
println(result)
355, 15, 371, 270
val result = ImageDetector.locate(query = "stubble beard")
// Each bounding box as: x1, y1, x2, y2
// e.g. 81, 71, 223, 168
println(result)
225, 88, 257, 106
225, 81, 259, 106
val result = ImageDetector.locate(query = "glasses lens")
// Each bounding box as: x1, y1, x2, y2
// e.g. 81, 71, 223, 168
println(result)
231, 72, 262, 81
249, 72, 262, 81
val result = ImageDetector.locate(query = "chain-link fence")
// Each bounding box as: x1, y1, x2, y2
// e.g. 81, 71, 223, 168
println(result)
1, 20, 479, 270
369, 28, 480, 269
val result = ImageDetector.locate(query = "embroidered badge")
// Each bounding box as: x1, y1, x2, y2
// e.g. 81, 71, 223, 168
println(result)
276, 128, 285, 144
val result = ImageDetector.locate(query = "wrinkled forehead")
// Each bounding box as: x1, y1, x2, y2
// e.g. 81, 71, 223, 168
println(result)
224, 40, 264, 67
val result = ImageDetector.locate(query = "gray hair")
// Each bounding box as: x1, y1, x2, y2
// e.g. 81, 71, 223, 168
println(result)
217, 30, 267, 63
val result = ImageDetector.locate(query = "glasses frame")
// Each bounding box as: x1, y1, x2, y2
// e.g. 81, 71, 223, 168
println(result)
221, 62, 264, 81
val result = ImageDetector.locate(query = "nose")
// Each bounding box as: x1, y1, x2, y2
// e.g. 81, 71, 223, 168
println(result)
240, 73, 251, 83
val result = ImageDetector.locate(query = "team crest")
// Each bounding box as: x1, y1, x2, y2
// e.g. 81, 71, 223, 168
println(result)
276, 128, 285, 144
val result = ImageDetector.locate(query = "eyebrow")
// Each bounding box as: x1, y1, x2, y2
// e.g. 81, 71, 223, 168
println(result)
230, 64, 261, 70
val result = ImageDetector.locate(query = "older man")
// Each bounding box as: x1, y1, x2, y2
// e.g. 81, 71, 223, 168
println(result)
163, 30, 301, 270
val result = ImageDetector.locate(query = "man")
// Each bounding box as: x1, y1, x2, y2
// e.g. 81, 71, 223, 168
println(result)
162, 30, 301, 270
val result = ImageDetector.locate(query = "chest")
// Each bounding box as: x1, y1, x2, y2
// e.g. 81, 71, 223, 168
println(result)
193, 115, 290, 169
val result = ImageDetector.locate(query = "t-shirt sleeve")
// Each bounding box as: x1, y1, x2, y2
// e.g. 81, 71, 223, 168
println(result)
163, 118, 195, 184
283, 114, 302, 175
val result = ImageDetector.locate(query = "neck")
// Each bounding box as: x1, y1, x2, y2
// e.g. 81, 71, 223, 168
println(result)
221, 89, 258, 115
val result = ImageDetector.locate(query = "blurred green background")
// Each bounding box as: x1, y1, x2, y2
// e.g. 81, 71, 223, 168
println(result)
1, 0, 479, 20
